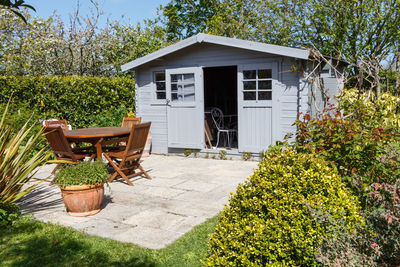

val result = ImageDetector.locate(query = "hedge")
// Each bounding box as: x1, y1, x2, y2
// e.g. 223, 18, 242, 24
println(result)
206, 148, 363, 266
0, 76, 135, 128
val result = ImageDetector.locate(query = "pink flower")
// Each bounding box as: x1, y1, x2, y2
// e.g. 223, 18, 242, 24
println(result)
370, 242, 377, 248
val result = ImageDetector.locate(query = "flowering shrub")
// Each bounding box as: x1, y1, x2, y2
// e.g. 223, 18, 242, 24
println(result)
338, 88, 400, 131
295, 107, 398, 207
206, 148, 363, 266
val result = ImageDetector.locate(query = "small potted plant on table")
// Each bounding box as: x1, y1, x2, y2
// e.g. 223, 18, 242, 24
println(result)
54, 161, 108, 217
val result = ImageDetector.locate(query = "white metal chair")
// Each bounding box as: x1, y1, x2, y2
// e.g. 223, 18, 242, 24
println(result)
210, 107, 237, 148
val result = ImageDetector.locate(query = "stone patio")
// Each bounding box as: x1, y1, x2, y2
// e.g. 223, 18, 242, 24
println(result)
18, 154, 257, 249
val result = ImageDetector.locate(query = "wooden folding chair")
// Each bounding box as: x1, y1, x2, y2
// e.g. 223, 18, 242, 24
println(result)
44, 120, 69, 131
43, 126, 94, 174
103, 122, 152, 186
121, 117, 142, 128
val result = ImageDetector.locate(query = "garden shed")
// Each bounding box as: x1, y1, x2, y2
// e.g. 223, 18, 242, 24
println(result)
122, 33, 343, 154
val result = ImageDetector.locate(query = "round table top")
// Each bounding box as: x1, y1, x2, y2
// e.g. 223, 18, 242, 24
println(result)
64, 127, 131, 139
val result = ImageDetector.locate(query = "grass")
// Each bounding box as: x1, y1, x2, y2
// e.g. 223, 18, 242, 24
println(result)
0, 215, 219, 267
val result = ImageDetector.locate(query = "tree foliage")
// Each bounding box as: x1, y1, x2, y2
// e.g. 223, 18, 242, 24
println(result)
0, 0, 35, 23
0, 6, 167, 76
162, 0, 400, 91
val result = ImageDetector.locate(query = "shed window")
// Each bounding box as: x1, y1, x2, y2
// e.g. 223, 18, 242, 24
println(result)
242, 69, 272, 101
170, 73, 195, 101
154, 72, 166, 99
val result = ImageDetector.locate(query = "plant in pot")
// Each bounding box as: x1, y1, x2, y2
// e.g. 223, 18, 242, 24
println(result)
54, 161, 108, 217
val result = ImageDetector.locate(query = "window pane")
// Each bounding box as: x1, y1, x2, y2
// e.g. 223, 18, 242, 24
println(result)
156, 92, 166, 99
243, 81, 256, 90
243, 70, 256, 79
156, 82, 165, 91
259, 69, 272, 79
258, 91, 272, 100
171, 74, 181, 82
183, 73, 194, 82
244, 92, 256, 100
182, 83, 195, 101
258, 80, 272, 89
155, 72, 165, 81
172, 93, 178, 100
171, 83, 178, 91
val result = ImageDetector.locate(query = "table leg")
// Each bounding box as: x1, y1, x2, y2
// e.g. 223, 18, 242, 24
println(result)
94, 138, 103, 160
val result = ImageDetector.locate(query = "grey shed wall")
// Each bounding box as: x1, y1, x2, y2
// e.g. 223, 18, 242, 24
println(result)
134, 43, 309, 153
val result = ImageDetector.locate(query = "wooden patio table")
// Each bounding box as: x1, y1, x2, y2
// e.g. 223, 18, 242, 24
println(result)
64, 127, 131, 160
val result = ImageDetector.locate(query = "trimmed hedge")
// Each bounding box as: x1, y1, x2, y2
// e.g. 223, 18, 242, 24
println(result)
206, 148, 363, 266
0, 76, 135, 128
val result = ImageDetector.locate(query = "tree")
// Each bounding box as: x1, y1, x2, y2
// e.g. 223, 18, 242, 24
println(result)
0, 0, 35, 23
0, 4, 167, 76
161, 0, 400, 92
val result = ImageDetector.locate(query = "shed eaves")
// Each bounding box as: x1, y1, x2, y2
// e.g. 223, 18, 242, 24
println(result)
121, 33, 310, 72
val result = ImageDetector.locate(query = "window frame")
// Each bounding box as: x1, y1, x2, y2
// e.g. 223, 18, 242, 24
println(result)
153, 70, 166, 101
242, 68, 273, 102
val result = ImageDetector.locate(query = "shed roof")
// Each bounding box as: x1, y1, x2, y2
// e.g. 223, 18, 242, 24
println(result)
121, 33, 310, 71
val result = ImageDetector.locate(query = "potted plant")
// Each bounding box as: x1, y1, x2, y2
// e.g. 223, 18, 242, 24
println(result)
54, 161, 108, 217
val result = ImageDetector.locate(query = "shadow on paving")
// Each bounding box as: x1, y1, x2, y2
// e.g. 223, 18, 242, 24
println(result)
17, 187, 63, 214
0, 220, 157, 267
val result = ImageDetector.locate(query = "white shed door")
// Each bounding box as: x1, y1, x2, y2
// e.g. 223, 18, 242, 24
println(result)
166, 67, 204, 149
238, 63, 277, 153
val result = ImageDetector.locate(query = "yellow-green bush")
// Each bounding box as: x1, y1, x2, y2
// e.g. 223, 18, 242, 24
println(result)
206, 148, 363, 266
338, 88, 400, 130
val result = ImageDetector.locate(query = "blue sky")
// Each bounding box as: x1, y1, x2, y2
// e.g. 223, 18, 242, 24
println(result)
32, 0, 170, 27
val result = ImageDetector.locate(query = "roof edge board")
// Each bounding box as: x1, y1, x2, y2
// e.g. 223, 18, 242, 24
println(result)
201, 34, 309, 60
121, 35, 198, 71
122, 33, 310, 71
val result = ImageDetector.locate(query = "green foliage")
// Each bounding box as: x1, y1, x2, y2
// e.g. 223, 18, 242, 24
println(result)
0, 75, 135, 129
0, 101, 52, 206
295, 107, 398, 207
311, 207, 378, 266
218, 150, 226, 160
0, 203, 20, 227
0, 8, 167, 76
0, 0, 35, 23
54, 161, 109, 186
241, 152, 252, 161
366, 182, 400, 265
184, 149, 192, 157
339, 88, 400, 131
161, 0, 400, 90
207, 148, 363, 266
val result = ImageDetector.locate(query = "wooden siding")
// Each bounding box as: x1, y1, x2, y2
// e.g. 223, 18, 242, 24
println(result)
135, 43, 307, 153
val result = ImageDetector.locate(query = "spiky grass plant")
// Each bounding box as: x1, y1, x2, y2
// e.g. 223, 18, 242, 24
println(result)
0, 101, 52, 205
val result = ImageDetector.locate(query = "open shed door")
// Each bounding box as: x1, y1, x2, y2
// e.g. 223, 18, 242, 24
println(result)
238, 63, 278, 153
166, 67, 204, 149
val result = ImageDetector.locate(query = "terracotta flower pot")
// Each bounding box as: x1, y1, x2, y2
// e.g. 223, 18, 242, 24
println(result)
60, 182, 104, 217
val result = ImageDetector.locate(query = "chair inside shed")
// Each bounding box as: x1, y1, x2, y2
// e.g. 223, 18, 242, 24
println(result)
203, 66, 238, 149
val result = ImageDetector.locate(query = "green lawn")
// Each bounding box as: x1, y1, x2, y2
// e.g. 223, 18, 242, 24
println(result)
0, 216, 219, 267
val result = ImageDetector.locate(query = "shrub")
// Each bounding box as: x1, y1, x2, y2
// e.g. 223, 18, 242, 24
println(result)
0, 102, 52, 205
295, 109, 398, 207
0, 203, 20, 227
338, 88, 400, 131
54, 161, 109, 186
0, 75, 135, 128
206, 148, 363, 266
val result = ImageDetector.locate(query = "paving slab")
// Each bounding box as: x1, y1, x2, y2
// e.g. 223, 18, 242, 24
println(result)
18, 154, 257, 249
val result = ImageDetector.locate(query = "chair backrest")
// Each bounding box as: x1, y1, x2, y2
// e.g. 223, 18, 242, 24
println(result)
211, 108, 224, 130
126, 122, 151, 154
44, 120, 69, 131
121, 117, 142, 128
43, 126, 74, 159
